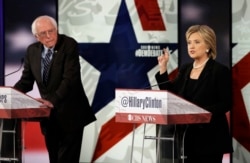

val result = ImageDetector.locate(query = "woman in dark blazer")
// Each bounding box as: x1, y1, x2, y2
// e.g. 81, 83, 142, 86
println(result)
155, 25, 232, 163
14, 15, 96, 163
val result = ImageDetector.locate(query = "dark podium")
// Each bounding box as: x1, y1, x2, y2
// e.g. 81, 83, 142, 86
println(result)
0, 86, 50, 162
115, 88, 212, 163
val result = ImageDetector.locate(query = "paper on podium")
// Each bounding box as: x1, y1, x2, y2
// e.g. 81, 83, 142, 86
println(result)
115, 89, 211, 125
0, 86, 50, 119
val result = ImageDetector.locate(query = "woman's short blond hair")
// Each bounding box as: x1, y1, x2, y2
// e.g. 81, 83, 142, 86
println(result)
186, 25, 217, 59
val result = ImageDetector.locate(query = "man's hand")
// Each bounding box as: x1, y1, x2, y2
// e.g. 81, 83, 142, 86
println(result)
36, 98, 54, 109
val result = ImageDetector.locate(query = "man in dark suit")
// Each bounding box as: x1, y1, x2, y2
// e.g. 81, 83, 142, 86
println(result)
14, 15, 96, 163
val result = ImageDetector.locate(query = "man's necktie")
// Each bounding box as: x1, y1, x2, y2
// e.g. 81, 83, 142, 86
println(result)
43, 49, 52, 85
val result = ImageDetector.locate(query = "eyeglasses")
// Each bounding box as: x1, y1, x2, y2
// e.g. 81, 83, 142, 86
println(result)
36, 29, 56, 38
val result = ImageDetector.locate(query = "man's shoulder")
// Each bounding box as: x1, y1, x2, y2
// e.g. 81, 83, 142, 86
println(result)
27, 41, 42, 50
58, 34, 77, 43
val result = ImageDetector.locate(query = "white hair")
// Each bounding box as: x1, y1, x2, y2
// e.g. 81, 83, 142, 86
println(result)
31, 15, 57, 35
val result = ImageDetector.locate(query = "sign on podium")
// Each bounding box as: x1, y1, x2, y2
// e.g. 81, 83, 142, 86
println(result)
0, 86, 50, 119
115, 88, 211, 125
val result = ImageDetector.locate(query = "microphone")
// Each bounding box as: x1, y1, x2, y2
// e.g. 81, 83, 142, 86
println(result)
144, 80, 170, 89
1, 58, 24, 78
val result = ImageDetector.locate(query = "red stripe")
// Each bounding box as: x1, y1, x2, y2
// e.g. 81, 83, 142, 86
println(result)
91, 117, 141, 162
135, 0, 166, 30
232, 52, 250, 151
22, 122, 46, 150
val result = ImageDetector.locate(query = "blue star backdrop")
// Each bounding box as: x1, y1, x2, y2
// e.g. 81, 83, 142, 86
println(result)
79, 0, 178, 113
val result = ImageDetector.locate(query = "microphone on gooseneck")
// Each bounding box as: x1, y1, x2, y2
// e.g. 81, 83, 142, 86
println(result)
1, 58, 24, 78
144, 80, 170, 89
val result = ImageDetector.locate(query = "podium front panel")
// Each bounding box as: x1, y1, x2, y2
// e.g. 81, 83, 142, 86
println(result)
115, 89, 168, 124
0, 87, 50, 119
115, 89, 211, 125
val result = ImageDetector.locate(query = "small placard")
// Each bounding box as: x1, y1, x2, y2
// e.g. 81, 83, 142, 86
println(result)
0, 86, 50, 119
115, 88, 211, 124
115, 89, 168, 124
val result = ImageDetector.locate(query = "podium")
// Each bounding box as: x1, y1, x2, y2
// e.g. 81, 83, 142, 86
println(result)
0, 86, 50, 162
115, 89, 211, 163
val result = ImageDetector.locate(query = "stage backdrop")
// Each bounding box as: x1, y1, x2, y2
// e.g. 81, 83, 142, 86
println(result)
2, 0, 250, 163
0, 0, 4, 85
58, 0, 177, 162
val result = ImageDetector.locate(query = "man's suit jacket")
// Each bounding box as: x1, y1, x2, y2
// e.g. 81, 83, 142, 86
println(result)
14, 34, 96, 132
155, 58, 232, 155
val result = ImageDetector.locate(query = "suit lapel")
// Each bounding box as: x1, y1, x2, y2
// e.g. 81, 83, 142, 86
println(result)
34, 45, 43, 83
